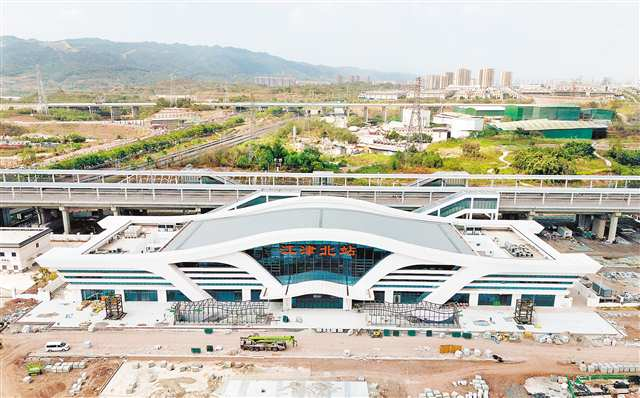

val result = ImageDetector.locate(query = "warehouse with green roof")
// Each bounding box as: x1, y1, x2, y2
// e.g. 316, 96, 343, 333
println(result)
491, 119, 608, 139
504, 105, 581, 121
581, 108, 616, 121
453, 105, 505, 117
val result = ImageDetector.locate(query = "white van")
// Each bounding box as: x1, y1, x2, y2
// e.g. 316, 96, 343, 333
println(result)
45, 341, 70, 352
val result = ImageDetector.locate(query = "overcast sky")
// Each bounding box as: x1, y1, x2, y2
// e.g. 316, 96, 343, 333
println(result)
2, 1, 638, 83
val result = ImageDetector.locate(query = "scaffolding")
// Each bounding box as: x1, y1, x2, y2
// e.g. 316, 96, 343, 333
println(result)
104, 294, 126, 320
362, 302, 459, 328
172, 299, 269, 325
513, 299, 534, 325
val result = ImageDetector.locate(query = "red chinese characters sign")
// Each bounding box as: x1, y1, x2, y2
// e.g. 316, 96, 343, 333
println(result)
279, 244, 356, 257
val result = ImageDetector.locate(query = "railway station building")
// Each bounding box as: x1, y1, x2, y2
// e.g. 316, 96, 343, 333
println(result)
37, 196, 601, 310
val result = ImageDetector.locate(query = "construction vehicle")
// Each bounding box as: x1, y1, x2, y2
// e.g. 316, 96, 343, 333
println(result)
240, 335, 296, 351
26, 363, 43, 376
369, 329, 382, 338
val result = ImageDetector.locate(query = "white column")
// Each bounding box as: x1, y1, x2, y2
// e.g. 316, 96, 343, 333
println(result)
511, 293, 522, 307
384, 290, 394, 303
468, 293, 479, 306
157, 289, 167, 303
115, 289, 125, 301
60, 207, 71, 234
342, 297, 352, 310
283, 297, 292, 311
111, 206, 119, 216
607, 213, 620, 243
241, 288, 251, 302
593, 216, 607, 239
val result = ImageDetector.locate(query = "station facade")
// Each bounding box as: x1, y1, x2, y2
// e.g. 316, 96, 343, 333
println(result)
37, 196, 601, 310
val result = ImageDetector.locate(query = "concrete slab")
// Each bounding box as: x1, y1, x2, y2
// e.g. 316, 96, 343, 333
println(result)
216, 379, 369, 398
459, 307, 621, 336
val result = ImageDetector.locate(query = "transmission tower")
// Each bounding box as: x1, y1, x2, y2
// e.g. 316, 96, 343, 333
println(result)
407, 77, 423, 135
35, 65, 48, 115
169, 74, 176, 106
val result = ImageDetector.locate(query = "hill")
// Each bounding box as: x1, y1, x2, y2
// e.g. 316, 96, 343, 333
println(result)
1, 36, 413, 93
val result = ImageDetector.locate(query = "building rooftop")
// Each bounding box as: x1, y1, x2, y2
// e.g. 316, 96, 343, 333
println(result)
435, 112, 482, 119
163, 207, 475, 254
493, 119, 607, 131
0, 227, 51, 247
456, 105, 505, 111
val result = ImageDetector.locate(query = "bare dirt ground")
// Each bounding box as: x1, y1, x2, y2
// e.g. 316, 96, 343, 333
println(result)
546, 237, 640, 258
0, 339, 121, 398
0, 299, 38, 318
17, 122, 147, 141
1, 327, 638, 397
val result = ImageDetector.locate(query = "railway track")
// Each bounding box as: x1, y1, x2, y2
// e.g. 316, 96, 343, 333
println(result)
148, 120, 290, 169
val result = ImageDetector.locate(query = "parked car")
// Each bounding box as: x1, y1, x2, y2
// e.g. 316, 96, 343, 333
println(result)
45, 341, 70, 352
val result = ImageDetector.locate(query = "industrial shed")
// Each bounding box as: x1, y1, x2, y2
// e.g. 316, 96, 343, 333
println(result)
492, 119, 608, 139
504, 105, 581, 121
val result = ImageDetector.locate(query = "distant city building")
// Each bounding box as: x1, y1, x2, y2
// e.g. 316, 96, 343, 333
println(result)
479, 68, 495, 88
424, 75, 442, 90
455, 68, 471, 86
500, 71, 513, 88
336, 75, 344, 84
254, 76, 296, 88
0, 227, 51, 273
350, 75, 361, 83
441, 72, 454, 88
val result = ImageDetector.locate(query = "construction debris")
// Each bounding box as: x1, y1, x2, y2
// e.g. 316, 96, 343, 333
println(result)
419, 375, 490, 398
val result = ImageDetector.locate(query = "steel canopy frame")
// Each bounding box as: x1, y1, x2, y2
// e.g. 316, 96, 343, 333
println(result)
172, 299, 269, 325
362, 302, 460, 328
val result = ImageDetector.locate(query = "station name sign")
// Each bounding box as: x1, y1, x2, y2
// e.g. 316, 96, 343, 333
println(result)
279, 244, 356, 257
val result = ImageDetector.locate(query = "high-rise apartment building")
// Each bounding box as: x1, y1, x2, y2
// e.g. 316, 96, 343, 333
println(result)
424, 75, 442, 90
455, 68, 471, 86
479, 68, 495, 88
500, 71, 513, 88
441, 72, 454, 88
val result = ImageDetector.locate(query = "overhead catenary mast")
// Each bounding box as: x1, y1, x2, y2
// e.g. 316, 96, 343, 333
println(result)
36, 64, 48, 115
407, 76, 423, 135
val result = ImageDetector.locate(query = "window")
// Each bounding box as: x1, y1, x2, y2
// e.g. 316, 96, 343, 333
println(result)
166, 290, 190, 302
0, 252, 4, 257
394, 291, 430, 304
13, 265, 18, 270
205, 289, 242, 302
11, 252, 16, 257
373, 291, 385, 303
124, 290, 158, 302
250, 289, 262, 302
35, 243, 39, 248
521, 294, 555, 307
478, 294, 512, 306
447, 293, 470, 304
291, 294, 343, 309
81, 289, 115, 300
245, 241, 391, 285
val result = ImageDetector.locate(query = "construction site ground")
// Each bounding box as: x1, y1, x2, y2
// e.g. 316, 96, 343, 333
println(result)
1, 328, 638, 398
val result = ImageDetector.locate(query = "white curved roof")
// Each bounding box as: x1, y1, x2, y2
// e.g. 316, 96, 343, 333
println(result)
163, 205, 473, 254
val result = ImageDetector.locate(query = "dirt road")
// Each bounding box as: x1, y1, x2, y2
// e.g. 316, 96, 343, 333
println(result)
1, 328, 637, 397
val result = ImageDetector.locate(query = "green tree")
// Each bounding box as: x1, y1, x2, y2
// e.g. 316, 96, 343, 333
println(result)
462, 142, 482, 158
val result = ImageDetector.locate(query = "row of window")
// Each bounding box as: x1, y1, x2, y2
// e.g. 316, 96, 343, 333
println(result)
0, 252, 17, 257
